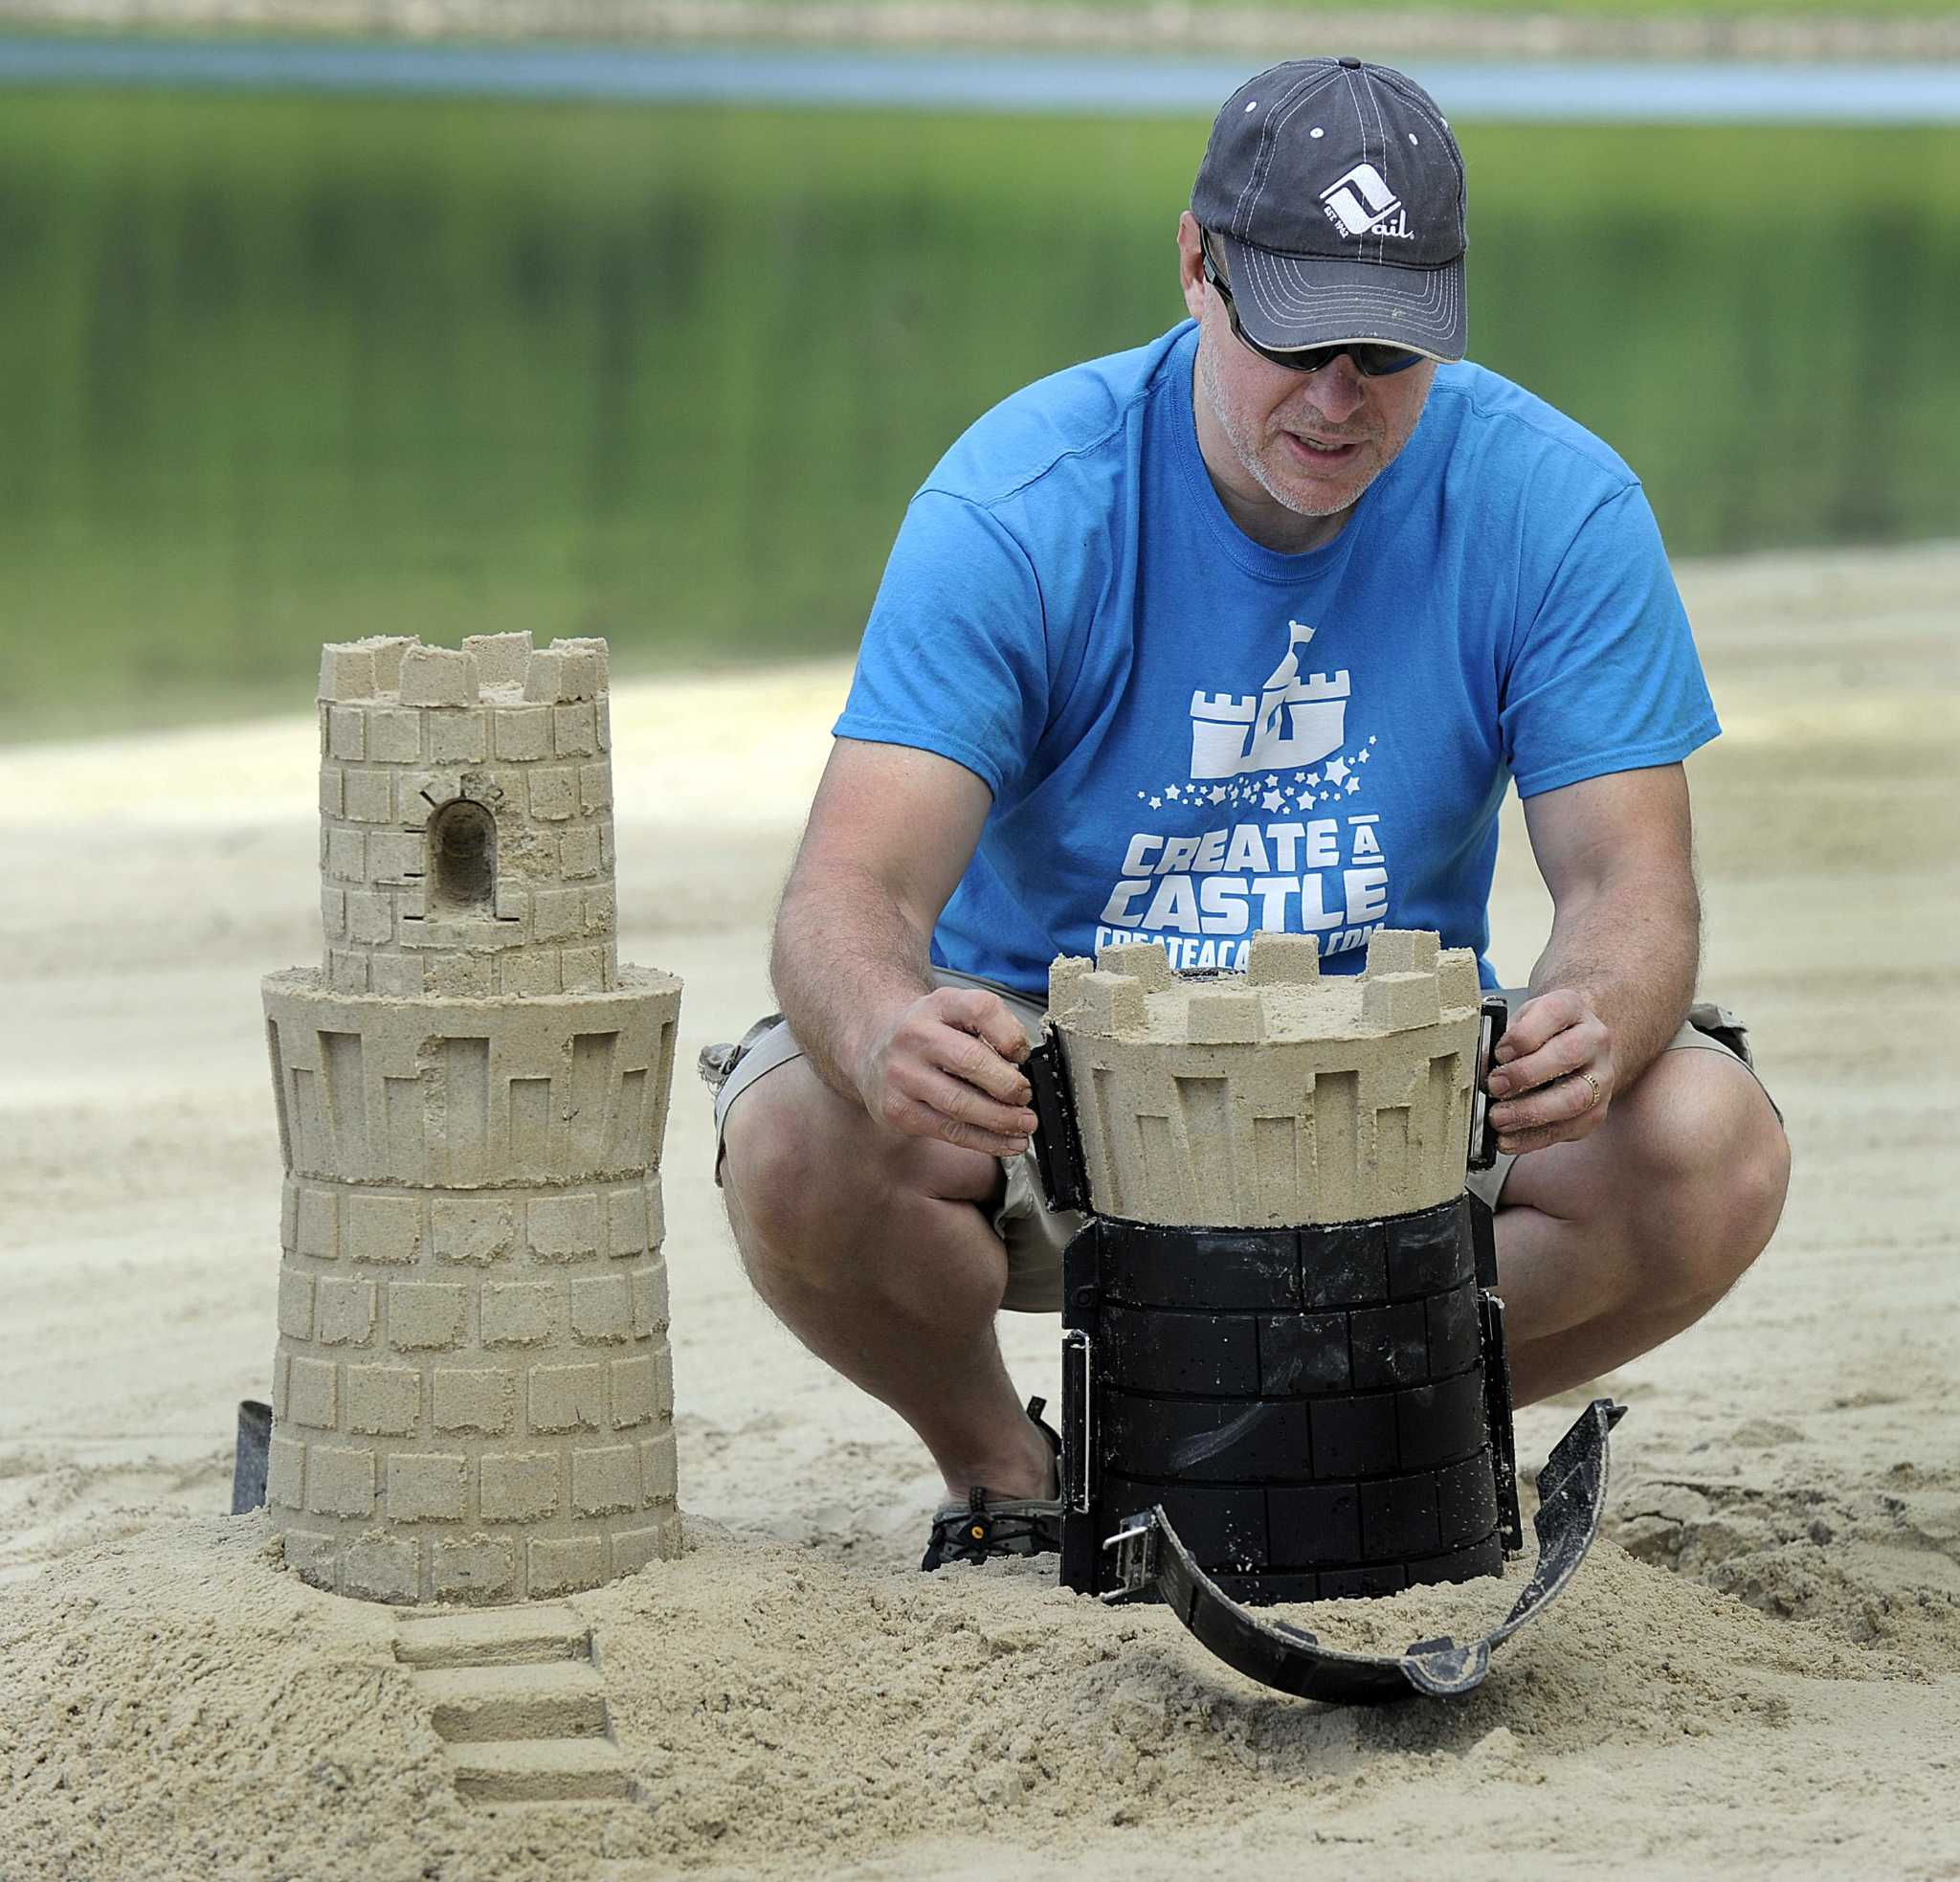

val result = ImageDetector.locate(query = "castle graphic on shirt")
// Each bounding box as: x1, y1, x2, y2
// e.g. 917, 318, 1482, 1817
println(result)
1188, 620, 1351, 779
1098, 614, 1389, 973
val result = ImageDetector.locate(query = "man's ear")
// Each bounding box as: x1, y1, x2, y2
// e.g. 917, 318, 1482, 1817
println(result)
1177, 211, 1207, 323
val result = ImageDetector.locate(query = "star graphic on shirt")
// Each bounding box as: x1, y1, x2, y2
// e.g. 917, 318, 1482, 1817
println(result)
1345, 776, 1362, 794
1208, 786, 1228, 804
1358, 749, 1371, 764
1293, 772, 1306, 783
1305, 772, 1321, 787
1263, 774, 1280, 790
1166, 784, 1182, 799
1261, 789, 1285, 812
1369, 735, 1379, 745
1325, 756, 1351, 786
1148, 796, 1162, 809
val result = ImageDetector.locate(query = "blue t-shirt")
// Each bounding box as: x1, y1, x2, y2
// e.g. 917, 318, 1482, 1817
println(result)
835, 321, 1718, 998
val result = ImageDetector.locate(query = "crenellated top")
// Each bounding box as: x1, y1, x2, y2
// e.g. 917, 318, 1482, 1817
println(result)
319, 632, 610, 707
1044, 929, 1486, 1227
1049, 929, 1481, 1046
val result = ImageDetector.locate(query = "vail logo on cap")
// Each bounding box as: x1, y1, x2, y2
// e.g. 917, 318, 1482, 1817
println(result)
1319, 164, 1414, 241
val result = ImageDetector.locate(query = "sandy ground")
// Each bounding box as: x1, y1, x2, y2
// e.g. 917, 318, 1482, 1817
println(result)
2, 541, 1957, 1879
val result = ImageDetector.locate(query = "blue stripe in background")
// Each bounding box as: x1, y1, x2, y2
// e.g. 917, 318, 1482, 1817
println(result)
2, 37, 1958, 122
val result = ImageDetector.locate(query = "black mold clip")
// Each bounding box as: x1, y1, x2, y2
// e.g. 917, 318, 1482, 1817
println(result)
1470, 994, 1524, 1553
1024, 1028, 1087, 1216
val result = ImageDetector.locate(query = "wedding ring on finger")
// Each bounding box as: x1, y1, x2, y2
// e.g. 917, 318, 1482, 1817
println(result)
1572, 1069, 1602, 1112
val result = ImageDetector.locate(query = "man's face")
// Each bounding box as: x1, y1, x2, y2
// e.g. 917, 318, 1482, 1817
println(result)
1177, 212, 1437, 549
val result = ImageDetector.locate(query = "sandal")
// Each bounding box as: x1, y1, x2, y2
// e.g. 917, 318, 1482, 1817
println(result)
920, 1398, 1063, 1572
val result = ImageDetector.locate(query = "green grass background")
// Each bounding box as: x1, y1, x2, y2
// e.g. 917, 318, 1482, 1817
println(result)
3, 90, 1956, 737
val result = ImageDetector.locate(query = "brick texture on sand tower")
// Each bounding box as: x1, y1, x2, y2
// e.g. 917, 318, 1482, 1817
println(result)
262, 633, 683, 1605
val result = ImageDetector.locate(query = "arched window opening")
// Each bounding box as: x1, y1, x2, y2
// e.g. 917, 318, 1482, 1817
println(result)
429, 799, 497, 912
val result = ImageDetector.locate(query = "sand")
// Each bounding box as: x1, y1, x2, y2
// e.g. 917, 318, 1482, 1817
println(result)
3, 541, 1958, 1879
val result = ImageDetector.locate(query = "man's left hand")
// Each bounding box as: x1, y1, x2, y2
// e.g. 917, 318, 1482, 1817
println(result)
1485, 989, 1615, 1155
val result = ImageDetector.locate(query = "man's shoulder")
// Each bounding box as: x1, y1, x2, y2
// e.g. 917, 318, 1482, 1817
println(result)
921, 324, 1193, 515
1421, 361, 1641, 501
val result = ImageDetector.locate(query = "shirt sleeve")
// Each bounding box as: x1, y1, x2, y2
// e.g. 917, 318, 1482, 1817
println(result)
1499, 482, 1721, 799
833, 489, 1050, 800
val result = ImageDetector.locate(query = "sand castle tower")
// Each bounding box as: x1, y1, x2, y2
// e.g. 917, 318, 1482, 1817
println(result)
1048, 929, 1481, 1228
261, 633, 682, 1605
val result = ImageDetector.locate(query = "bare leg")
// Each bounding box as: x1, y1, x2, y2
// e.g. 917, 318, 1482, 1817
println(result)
721, 1057, 1055, 1501
1493, 1047, 1790, 1405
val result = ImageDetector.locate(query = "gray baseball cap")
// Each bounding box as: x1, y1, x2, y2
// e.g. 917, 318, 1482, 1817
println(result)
1192, 57, 1468, 363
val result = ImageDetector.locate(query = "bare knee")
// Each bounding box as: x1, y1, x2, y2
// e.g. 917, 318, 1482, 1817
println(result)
721, 1065, 1005, 1301
721, 1072, 854, 1254
1619, 1052, 1790, 1301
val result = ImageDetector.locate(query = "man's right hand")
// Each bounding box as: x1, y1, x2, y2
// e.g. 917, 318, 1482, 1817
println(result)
855, 987, 1038, 1159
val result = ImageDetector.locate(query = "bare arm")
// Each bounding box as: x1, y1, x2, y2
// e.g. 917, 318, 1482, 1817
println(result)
1485, 763, 1700, 1155
770, 737, 1038, 1157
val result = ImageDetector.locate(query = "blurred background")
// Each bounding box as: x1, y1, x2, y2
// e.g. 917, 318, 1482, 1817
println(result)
2, 2, 1956, 740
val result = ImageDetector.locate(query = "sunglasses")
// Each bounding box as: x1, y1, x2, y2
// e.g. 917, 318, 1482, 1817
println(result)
1201, 236, 1427, 379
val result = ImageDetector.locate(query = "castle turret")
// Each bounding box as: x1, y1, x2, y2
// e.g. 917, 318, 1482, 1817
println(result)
1048, 928, 1481, 1227
261, 634, 682, 1605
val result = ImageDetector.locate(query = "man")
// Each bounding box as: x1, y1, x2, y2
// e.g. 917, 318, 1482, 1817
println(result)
710, 57, 1791, 1571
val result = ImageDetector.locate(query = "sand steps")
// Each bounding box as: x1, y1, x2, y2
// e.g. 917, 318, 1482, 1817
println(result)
448, 1736, 635, 1803
394, 1604, 590, 1669
396, 1603, 635, 1805
415, 1660, 612, 1742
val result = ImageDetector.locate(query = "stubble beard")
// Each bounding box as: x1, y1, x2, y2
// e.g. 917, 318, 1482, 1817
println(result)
1197, 338, 1379, 521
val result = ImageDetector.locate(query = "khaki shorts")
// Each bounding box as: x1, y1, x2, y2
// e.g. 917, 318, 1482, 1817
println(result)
710, 972, 1774, 1317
